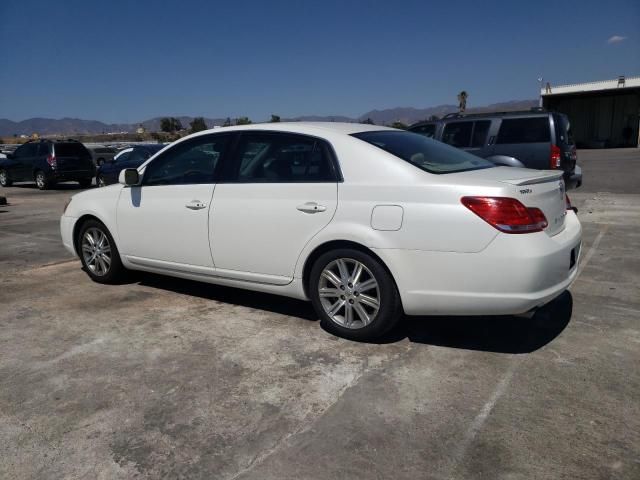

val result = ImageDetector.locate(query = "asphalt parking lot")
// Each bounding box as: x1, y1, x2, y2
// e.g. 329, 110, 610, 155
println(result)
1, 149, 639, 479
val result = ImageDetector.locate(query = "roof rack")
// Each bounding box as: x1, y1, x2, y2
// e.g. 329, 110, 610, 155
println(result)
441, 107, 549, 120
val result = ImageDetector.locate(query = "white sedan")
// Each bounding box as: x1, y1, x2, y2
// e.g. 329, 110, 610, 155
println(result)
60, 123, 582, 340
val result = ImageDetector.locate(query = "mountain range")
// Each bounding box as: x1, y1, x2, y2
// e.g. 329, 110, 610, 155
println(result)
0, 100, 537, 136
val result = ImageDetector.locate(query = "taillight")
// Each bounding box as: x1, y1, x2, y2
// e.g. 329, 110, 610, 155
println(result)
461, 196, 548, 234
550, 145, 561, 169
47, 154, 57, 168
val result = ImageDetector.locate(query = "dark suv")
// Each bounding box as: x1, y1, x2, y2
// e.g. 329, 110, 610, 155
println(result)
408, 109, 582, 189
0, 139, 95, 190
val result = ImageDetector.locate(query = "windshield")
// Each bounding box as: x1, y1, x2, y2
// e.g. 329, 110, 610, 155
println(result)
352, 130, 494, 174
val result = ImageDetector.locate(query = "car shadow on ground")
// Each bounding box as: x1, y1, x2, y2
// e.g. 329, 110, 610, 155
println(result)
133, 272, 572, 353
377, 291, 573, 353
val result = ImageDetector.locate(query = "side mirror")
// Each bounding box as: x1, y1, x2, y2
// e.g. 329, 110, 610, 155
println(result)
119, 168, 140, 186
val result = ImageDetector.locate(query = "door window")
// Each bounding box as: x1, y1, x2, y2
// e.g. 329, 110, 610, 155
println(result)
471, 121, 491, 148
496, 117, 550, 144
442, 122, 473, 148
143, 135, 229, 186
229, 133, 337, 183
14, 143, 38, 157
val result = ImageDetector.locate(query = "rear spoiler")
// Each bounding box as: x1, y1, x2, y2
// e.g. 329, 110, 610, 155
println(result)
502, 170, 563, 186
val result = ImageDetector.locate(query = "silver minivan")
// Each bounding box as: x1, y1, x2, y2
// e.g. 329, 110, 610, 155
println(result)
409, 109, 582, 189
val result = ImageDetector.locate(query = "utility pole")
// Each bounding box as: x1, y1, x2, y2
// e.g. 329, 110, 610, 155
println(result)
538, 77, 544, 108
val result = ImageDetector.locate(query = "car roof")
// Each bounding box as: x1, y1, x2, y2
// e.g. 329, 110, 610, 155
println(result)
192, 122, 395, 137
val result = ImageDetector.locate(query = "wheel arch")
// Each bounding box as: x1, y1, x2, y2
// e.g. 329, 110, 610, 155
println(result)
72, 214, 110, 257
301, 239, 398, 299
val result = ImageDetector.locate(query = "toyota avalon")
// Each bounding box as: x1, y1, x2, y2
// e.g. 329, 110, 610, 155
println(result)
60, 123, 581, 340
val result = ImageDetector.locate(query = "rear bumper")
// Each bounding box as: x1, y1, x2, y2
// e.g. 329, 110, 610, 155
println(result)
374, 211, 582, 316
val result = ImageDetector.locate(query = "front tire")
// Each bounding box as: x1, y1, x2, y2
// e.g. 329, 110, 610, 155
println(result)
77, 219, 126, 284
0, 169, 11, 187
35, 170, 51, 190
309, 248, 402, 340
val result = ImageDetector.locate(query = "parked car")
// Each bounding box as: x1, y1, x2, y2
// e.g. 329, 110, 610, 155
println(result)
61, 123, 581, 340
408, 109, 582, 189
88, 146, 118, 166
96, 144, 166, 187
0, 139, 95, 190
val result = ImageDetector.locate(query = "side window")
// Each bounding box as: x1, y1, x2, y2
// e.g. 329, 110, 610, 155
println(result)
15, 143, 38, 157
410, 124, 436, 138
231, 133, 336, 183
442, 122, 473, 148
471, 121, 491, 148
496, 117, 550, 144
143, 135, 228, 186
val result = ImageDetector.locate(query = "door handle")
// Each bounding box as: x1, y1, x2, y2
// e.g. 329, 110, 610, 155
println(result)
296, 202, 326, 214
186, 200, 207, 210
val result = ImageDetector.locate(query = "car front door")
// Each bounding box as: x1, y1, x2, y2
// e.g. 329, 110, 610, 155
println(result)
12, 143, 38, 181
116, 134, 230, 272
210, 132, 339, 285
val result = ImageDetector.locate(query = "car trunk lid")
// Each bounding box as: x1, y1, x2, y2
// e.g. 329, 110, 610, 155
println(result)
500, 170, 567, 236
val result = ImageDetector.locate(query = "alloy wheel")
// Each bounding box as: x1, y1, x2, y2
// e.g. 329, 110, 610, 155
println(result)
0, 170, 7, 186
81, 227, 112, 276
318, 258, 381, 329
35, 172, 45, 189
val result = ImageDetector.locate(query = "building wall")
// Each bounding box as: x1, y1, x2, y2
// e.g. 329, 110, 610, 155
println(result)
544, 89, 640, 148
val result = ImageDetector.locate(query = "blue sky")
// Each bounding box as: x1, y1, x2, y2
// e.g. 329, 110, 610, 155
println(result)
1, 0, 638, 123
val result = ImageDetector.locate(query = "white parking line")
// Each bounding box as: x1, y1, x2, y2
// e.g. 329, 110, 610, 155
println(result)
449, 358, 521, 471
575, 227, 607, 283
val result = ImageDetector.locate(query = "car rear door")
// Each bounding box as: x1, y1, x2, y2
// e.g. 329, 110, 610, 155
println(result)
209, 131, 339, 285
116, 134, 230, 271
440, 120, 492, 158
9, 143, 36, 180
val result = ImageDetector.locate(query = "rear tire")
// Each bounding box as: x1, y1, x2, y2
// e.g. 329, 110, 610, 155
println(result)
77, 219, 127, 284
35, 170, 51, 190
78, 178, 92, 188
0, 169, 11, 187
309, 248, 402, 340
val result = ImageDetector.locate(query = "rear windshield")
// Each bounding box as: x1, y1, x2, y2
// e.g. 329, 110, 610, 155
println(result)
496, 117, 550, 144
55, 143, 90, 157
352, 130, 494, 174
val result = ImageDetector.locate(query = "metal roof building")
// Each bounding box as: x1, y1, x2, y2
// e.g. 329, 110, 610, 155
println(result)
541, 76, 640, 148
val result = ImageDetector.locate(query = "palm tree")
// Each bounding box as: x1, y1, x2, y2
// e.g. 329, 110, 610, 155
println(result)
457, 91, 468, 113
